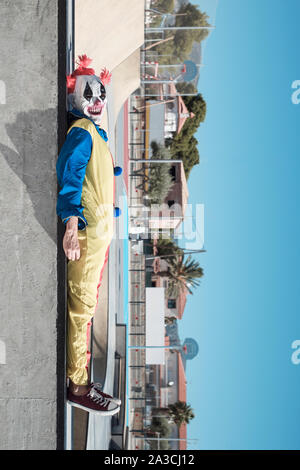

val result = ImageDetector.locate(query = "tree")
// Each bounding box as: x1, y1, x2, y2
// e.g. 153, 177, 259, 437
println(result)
176, 3, 210, 37
169, 93, 207, 178
150, 416, 172, 435
149, 0, 175, 27
149, 439, 170, 450
165, 315, 177, 325
154, 4, 211, 64
147, 416, 172, 450
182, 93, 207, 123
157, 254, 204, 296
168, 401, 195, 427
170, 135, 200, 179
155, 236, 184, 260
152, 0, 174, 14
175, 81, 197, 96
147, 141, 174, 204
152, 401, 195, 427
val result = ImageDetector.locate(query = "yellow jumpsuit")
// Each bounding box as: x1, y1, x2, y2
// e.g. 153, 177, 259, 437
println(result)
66, 118, 114, 386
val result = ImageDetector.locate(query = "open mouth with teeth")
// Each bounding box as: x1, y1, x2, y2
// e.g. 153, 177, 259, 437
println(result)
87, 105, 104, 115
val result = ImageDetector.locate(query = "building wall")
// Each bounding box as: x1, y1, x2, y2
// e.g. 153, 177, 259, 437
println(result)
75, 0, 144, 149
152, 259, 182, 318
75, 0, 144, 73
151, 278, 179, 318
0, 0, 63, 449
149, 351, 181, 409
159, 351, 178, 407
164, 163, 188, 210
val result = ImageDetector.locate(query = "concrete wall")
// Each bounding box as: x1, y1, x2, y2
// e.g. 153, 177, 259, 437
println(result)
75, 0, 144, 134
75, 0, 144, 73
95, 49, 142, 138
111, 49, 141, 126
0, 0, 64, 450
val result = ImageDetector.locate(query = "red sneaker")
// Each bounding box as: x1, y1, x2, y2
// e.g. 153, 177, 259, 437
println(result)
91, 382, 122, 407
67, 384, 120, 415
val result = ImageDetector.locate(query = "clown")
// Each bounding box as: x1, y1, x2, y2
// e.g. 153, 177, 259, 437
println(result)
67, 55, 109, 125
56, 55, 121, 415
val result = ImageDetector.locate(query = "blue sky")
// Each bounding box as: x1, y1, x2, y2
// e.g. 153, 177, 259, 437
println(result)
178, 0, 300, 450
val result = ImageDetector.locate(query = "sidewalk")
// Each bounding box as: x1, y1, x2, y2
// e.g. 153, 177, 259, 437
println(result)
86, 91, 129, 451
68, 0, 144, 448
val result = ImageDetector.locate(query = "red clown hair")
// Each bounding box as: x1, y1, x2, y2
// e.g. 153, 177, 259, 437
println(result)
100, 68, 112, 86
66, 54, 111, 94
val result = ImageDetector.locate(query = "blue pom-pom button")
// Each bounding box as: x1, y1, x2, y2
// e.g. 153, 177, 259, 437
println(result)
114, 166, 123, 176
114, 207, 121, 218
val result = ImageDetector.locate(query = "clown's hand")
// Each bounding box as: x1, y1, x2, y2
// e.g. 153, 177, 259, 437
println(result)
63, 217, 80, 261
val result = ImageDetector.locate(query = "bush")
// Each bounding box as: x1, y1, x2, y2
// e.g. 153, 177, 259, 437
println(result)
152, 0, 175, 13
147, 142, 174, 204
154, 4, 211, 64
169, 94, 207, 178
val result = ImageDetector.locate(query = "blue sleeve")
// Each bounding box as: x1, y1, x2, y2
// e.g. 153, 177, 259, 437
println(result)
56, 127, 93, 230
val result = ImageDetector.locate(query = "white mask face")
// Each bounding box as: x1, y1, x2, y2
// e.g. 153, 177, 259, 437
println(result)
71, 75, 107, 124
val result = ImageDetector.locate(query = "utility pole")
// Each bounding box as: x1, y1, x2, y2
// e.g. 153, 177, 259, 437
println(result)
128, 344, 186, 351
146, 26, 215, 32
143, 36, 174, 51
133, 98, 176, 111
145, 249, 206, 260
133, 434, 199, 444
129, 159, 182, 163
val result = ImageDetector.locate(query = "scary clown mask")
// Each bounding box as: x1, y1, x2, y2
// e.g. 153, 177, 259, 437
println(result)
67, 55, 111, 125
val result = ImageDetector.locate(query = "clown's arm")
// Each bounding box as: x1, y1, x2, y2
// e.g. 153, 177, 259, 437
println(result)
56, 127, 92, 260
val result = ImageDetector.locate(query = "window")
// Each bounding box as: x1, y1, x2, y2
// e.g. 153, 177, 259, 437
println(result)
169, 166, 176, 182
168, 299, 176, 309
167, 200, 175, 208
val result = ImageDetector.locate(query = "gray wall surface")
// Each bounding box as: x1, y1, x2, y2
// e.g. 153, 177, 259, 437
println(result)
0, 0, 64, 450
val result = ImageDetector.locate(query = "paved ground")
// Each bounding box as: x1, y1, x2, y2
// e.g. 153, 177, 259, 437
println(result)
69, 0, 143, 448
86, 83, 128, 450
0, 0, 62, 450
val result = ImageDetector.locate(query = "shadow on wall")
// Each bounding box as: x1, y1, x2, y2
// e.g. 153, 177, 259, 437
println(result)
0, 108, 59, 243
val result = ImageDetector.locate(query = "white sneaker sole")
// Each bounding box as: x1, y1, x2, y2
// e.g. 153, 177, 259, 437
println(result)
67, 400, 120, 416
110, 397, 122, 406
91, 385, 121, 406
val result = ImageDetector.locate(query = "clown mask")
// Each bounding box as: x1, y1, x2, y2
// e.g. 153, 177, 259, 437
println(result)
72, 75, 107, 124
67, 55, 111, 125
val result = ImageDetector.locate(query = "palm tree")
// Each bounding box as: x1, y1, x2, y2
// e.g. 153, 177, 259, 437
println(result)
155, 237, 184, 262
168, 401, 195, 427
157, 254, 204, 296
152, 401, 195, 427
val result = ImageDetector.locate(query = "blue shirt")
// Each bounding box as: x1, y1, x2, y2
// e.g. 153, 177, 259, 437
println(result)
56, 127, 92, 229
56, 112, 109, 229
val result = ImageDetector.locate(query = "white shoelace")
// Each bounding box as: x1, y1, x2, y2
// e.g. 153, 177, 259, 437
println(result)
92, 382, 103, 392
92, 383, 120, 405
88, 387, 110, 407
